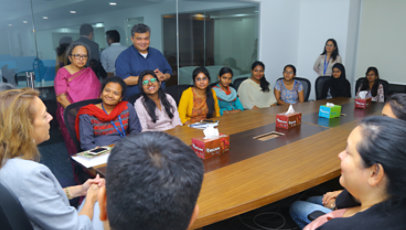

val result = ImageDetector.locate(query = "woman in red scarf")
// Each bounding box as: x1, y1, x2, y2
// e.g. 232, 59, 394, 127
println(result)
75, 77, 141, 150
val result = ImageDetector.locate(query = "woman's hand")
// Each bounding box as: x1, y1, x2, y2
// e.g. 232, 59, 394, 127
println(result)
81, 174, 105, 196
322, 190, 343, 209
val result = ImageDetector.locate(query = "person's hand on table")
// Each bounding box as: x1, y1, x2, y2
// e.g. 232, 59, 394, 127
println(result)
322, 189, 343, 209
81, 174, 105, 196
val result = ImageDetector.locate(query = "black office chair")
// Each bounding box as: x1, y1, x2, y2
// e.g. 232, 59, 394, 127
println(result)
233, 77, 248, 91
387, 83, 406, 96
276, 77, 311, 102
164, 84, 191, 105
315, 76, 331, 100
0, 182, 33, 230
64, 98, 102, 151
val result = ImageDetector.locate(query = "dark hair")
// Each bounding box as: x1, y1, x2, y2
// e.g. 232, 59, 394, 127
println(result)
332, 63, 346, 79
106, 30, 120, 43
357, 116, 406, 203
101, 76, 127, 98
79, 23, 93, 36
56, 36, 72, 56
283, 64, 296, 75
360, 66, 380, 97
192, 67, 215, 118
387, 93, 406, 121
321, 38, 339, 62
219, 67, 233, 77
251, 61, 270, 92
139, 70, 175, 123
131, 23, 150, 37
66, 41, 91, 61
106, 132, 204, 230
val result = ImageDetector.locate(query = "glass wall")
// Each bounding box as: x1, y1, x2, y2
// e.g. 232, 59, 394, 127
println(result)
0, 0, 259, 87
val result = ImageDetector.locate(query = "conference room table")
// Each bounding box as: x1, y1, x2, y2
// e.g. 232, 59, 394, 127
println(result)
92, 98, 384, 229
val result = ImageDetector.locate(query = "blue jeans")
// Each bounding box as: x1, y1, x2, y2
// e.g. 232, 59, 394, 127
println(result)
289, 196, 332, 229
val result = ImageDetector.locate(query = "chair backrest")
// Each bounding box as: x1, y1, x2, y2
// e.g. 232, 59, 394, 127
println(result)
233, 77, 248, 91
387, 83, 406, 95
276, 77, 311, 102
315, 76, 331, 100
355, 77, 364, 96
0, 182, 33, 230
63, 98, 102, 151
164, 85, 191, 106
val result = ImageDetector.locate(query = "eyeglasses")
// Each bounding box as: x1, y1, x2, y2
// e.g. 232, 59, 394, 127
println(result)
142, 78, 158, 86
71, 54, 88, 60
195, 76, 208, 82
326, 44, 334, 47
283, 71, 294, 75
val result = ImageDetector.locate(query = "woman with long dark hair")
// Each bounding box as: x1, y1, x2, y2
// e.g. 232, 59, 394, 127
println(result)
178, 66, 220, 124
321, 63, 351, 99
134, 70, 181, 131
313, 39, 342, 76
238, 61, 276, 109
356, 67, 385, 102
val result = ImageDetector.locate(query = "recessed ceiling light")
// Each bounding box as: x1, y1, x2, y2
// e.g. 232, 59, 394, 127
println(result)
95, 23, 104, 28
42, 16, 48, 20
70, 10, 77, 14
109, 2, 117, 6
23, 20, 28, 24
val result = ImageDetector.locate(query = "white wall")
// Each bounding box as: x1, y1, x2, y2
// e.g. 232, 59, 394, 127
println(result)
355, 0, 406, 84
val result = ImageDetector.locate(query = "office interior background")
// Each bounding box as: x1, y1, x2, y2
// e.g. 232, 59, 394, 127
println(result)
0, 0, 405, 100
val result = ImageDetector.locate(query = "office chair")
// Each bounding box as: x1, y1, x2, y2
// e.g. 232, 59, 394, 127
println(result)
63, 98, 102, 151
164, 84, 191, 105
315, 76, 331, 100
233, 77, 248, 91
0, 182, 33, 230
276, 77, 311, 101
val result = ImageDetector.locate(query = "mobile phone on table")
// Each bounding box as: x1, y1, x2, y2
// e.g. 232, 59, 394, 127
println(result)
87, 147, 108, 156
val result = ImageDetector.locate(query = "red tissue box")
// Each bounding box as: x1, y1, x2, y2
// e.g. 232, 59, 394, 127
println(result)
275, 112, 302, 129
191, 134, 230, 160
355, 97, 372, 109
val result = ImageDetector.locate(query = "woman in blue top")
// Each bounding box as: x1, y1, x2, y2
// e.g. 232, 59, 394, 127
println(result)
274, 64, 304, 105
212, 67, 244, 115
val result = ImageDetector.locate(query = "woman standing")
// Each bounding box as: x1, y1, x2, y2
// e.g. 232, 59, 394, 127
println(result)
356, 67, 385, 102
212, 67, 244, 115
76, 77, 141, 150
134, 70, 181, 131
313, 39, 342, 76
274, 64, 304, 105
321, 63, 351, 99
178, 67, 220, 124
0, 89, 104, 229
54, 42, 101, 154
238, 61, 276, 109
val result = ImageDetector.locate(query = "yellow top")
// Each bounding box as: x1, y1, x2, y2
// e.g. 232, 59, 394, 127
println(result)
178, 87, 220, 124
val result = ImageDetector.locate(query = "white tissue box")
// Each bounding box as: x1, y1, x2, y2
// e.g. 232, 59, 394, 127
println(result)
191, 134, 230, 160
275, 112, 302, 129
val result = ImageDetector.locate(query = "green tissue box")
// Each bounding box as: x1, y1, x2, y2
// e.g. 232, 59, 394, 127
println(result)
319, 105, 342, 118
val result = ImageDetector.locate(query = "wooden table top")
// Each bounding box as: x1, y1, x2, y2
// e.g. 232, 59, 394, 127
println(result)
93, 98, 384, 229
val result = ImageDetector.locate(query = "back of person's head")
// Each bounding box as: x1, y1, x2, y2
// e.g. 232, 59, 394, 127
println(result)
106, 30, 120, 43
0, 83, 15, 92
358, 116, 406, 202
79, 23, 94, 36
101, 76, 127, 98
331, 63, 346, 79
0, 88, 39, 166
104, 132, 204, 230
251, 61, 270, 92
56, 36, 73, 56
387, 93, 406, 121
219, 67, 233, 77
131, 23, 150, 37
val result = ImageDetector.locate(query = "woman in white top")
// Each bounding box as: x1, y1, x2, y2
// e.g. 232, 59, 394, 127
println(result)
238, 61, 276, 109
313, 38, 342, 76
134, 70, 181, 131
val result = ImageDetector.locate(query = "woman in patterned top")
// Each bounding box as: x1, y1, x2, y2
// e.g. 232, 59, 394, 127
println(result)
76, 77, 141, 150
274, 64, 304, 105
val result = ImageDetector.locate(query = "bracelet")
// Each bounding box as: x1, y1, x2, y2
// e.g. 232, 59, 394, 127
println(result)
64, 188, 72, 200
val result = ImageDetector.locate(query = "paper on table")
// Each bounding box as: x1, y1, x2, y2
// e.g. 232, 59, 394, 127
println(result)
72, 152, 110, 168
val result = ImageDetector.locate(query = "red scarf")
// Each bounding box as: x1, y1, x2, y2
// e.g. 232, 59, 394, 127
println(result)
75, 101, 129, 140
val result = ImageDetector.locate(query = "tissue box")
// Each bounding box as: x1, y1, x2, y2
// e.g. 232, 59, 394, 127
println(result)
319, 105, 342, 118
191, 134, 230, 160
275, 112, 302, 129
354, 97, 372, 109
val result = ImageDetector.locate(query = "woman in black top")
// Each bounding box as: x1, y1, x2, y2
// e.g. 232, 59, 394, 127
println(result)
321, 63, 351, 99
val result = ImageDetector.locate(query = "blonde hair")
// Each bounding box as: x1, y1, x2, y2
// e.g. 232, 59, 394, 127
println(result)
0, 88, 40, 167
